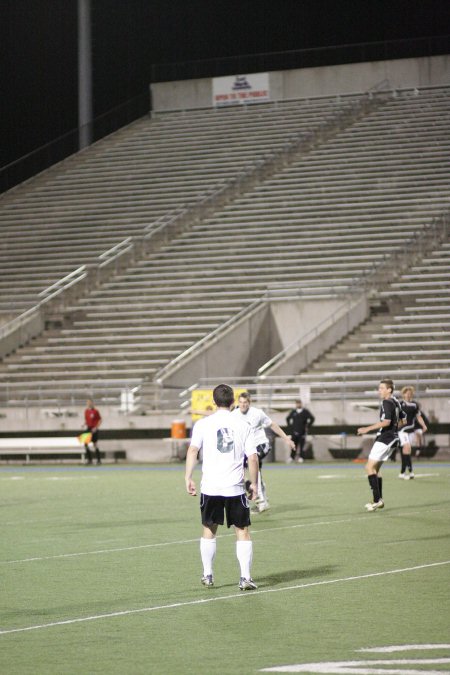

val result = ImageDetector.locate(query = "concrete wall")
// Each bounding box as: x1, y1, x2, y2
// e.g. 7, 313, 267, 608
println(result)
151, 54, 450, 112
0, 398, 447, 463
158, 295, 354, 389
269, 297, 351, 350
271, 54, 450, 101
264, 295, 369, 378
1, 395, 447, 433
160, 302, 277, 389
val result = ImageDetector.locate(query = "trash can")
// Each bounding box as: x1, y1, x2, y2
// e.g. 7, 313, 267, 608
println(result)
171, 420, 187, 439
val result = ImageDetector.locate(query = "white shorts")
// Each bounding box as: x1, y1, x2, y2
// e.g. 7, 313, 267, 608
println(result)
398, 430, 416, 447
368, 438, 398, 462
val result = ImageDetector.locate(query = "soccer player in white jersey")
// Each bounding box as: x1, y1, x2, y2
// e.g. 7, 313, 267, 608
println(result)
185, 383, 259, 590
357, 378, 405, 512
232, 392, 296, 513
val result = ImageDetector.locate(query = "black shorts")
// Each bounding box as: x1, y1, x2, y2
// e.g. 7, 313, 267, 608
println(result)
200, 493, 251, 529
86, 427, 99, 443
244, 443, 268, 470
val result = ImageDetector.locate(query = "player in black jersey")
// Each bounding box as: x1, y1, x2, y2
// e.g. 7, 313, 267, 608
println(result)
398, 386, 428, 479
357, 378, 405, 512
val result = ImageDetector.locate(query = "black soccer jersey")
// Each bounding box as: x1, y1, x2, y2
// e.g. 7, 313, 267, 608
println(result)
377, 396, 403, 444
400, 399, 421, 432
286, 407, 315, 435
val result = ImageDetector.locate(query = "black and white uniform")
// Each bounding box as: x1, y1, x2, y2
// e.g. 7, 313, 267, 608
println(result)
232, 405, 271, 506
368, 396, 404, 462
399, 399, 421, 447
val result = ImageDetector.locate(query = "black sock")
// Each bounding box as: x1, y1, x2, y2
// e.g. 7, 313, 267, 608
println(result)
400, 451, 407, 474
368, 474, 381, 503
378, 476, 383, 499
406, 455, 412, 472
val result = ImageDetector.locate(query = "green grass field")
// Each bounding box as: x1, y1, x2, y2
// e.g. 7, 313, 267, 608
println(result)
1, 461, 449, 674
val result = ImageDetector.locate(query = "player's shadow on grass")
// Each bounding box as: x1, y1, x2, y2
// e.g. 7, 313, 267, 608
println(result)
220, 565, 337, 590
265, 503, 316, 516
257, 564, 337, 587
65, 517, 176, 530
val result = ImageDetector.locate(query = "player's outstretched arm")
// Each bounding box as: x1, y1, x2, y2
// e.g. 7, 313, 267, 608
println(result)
270, 421, 296, 451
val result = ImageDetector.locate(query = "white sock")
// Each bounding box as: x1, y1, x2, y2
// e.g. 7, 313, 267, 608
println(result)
200, 537, 216, 576
236, 540, 253, 579
257, 471, 264, 501
258, 473, 267, 503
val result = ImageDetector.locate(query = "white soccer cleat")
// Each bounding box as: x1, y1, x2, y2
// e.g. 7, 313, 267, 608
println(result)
409, 472, 415, 479
257, 501, 270, 512
239, 577, 258, 591
201, 574, 214, 587
365, 500, 384, 512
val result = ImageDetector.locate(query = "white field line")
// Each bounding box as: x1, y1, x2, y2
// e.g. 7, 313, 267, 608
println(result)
0, 560, 449, 637
358, 644, 450, 653
2, 507, 447, 565
0, 514, 401, 565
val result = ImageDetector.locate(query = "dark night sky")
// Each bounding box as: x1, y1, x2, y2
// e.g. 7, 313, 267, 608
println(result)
2, 0, 450, 167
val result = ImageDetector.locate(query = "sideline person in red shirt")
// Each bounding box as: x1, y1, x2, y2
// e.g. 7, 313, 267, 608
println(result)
84, 399, 102, 465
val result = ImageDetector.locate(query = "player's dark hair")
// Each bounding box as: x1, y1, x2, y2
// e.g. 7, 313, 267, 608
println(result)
213, 383, 235, 408
380, 378, 394, 393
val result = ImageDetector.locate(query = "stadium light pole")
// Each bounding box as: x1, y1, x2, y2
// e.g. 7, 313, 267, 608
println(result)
78, 0, 93, 150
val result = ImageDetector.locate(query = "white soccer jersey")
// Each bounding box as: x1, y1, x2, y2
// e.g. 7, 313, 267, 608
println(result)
232, 405, 272, 446
190, 409, 257, 497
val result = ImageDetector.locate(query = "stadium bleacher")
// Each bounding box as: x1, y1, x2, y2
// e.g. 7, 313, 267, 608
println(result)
0, 86, 449, 408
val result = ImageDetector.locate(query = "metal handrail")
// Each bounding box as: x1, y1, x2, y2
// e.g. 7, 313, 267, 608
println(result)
155, 296, 265, 384
0, 266, 88, 342
98, 238, 133, 269
37, 266, 87, 302
0, 305, 41, 341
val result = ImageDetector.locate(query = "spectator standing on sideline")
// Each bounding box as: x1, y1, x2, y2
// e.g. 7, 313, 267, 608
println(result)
84, 398, 102, 465
398, 386, 428, 479
185, 384, 259, 590
286, 400, 315, 463
233, 392, 295, 513
357, 378, 405, 512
